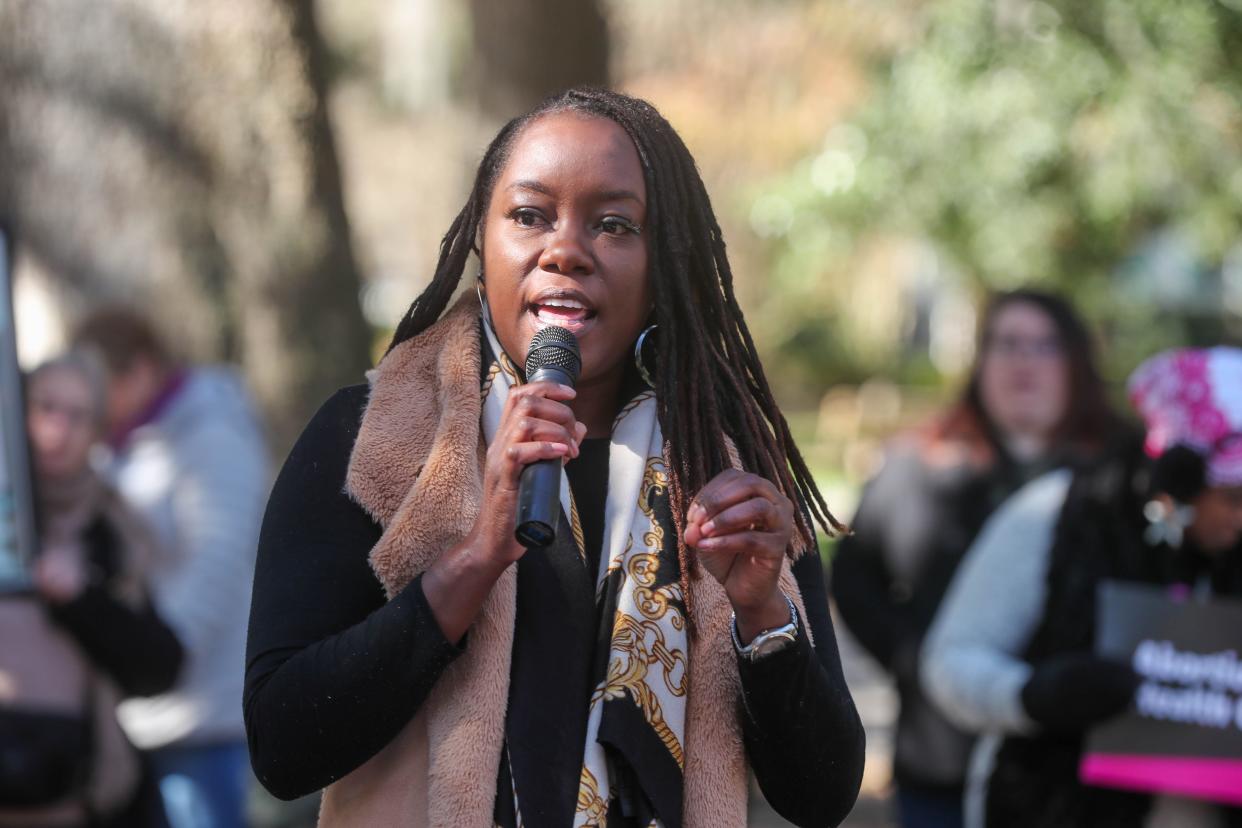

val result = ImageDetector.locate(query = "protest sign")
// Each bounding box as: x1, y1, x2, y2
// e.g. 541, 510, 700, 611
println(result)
1081, 580, 1242, 805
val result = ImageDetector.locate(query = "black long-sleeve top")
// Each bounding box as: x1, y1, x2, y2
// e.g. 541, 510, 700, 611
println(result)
244, 386, 865, 827
48, 517, 184, 697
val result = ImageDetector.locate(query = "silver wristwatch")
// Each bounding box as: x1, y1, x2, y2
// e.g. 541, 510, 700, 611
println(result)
731, 593, 799, 662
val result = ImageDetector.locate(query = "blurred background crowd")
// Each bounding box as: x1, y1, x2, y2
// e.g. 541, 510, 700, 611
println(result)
2, 0, 1242, 826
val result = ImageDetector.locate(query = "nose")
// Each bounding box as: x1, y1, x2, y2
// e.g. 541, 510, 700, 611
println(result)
29, 413, 69, 454
537, 222, 594, 276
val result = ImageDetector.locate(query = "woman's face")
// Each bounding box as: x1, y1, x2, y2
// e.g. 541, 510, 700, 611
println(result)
481, 111, 651, 389
1189, 485, 1242, 553
27, 367, 98, 481
977, 301, 1070, 442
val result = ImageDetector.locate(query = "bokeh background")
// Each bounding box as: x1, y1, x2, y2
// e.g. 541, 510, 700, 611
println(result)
3, 0, 1241, 824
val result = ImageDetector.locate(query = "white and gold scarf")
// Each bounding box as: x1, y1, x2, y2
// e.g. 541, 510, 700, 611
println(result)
480, 321, 687, 827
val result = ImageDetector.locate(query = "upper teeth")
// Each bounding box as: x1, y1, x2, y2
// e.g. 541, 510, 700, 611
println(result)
541, 299, 585, 309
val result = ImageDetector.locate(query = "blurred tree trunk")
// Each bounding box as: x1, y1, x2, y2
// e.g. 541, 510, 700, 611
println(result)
468, 0, 610, 120
0, 0, 371, 454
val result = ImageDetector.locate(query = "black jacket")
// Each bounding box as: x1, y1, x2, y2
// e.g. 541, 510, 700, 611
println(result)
987, 444, 1242, 828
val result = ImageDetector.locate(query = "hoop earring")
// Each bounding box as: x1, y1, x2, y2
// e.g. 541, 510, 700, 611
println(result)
634, 324, 657, 387
476, 275, 501, 343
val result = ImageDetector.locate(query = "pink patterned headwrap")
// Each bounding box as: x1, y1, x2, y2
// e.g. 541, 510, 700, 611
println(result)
1127, 347, 1242, 487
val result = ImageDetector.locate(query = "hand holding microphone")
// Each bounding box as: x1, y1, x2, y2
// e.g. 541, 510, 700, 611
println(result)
424, 327, 583, 644
466, 326, 584, 567
515, 326, 581, 548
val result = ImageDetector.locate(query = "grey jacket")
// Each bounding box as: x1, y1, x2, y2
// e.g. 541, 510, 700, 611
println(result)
113, 367, 270, 749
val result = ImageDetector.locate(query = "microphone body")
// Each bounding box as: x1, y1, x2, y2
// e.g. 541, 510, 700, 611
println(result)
515, 327, 581, 549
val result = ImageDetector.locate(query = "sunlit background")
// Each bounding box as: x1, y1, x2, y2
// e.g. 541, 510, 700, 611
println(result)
3, 1, 1241, 824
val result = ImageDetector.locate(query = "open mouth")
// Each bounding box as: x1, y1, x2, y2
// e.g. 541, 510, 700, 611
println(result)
528, 290, 597, 334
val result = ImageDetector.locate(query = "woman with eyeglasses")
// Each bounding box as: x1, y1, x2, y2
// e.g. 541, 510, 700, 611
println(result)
831, 289, 1123, 828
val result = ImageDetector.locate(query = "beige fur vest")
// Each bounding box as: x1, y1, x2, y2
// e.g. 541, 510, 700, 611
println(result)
323, 294, 809, 827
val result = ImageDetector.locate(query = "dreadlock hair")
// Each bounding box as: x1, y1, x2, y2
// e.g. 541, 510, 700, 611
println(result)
386, 87, 844, 621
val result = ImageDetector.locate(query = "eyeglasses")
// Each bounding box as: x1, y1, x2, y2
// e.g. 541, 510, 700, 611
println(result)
984, 334, 1063, 360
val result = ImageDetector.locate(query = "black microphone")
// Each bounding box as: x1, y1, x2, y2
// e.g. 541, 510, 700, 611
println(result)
515, 326, 581, 548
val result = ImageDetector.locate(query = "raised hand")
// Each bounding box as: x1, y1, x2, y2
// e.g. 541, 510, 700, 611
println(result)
683, 469, 795, 643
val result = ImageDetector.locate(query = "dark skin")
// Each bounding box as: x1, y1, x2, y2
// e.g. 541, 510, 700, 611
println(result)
1184, 485, 1242, 553
422, 112, 791, 647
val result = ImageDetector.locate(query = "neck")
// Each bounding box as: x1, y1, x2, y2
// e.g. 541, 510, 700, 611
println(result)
1002, 431, 1049, 463
110, 366, 185, 448
572, 366, 626, 438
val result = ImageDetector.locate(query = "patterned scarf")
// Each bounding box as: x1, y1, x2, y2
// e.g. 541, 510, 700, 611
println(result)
480, 320, 687, 828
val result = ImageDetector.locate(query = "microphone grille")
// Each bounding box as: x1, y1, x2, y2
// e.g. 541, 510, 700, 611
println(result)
525, 326, 581, 383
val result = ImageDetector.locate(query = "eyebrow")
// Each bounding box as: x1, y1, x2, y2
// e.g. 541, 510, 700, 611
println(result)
506, 179, 645, 205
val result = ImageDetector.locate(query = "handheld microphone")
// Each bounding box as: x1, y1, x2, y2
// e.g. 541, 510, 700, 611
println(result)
515, 326, 581, 548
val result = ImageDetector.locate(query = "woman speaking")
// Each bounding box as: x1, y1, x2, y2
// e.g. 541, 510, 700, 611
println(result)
244, 88, 864, 828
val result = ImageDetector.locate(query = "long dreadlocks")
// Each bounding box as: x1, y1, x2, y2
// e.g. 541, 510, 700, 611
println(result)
386, 87, 845, 619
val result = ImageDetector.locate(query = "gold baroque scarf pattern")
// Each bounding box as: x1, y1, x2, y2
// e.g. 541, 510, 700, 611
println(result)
480, 320, 687, 828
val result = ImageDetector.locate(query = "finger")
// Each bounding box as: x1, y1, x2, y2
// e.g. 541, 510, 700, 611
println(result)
695, 545, 737, 584
690, 471, 783, 523
499, 441, 572, 487
515, 380, 577, 401
683, 521, 702, 547
505, 417, 581, 458
701, 497, 782, 538
505, 394, 581, 443
693, 530, 785, 558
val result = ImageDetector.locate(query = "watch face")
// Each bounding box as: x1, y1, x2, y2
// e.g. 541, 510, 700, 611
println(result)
750, 630, 796, 660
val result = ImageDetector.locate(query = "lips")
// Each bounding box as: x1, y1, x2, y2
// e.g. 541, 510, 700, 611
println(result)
527, 288, 597, 335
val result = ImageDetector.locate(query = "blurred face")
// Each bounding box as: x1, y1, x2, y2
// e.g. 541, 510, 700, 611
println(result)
1188, 485, 1242, 553
27, 367, 99, 482
977, 301, 1070, 443
104, 356, 162, 433
481, 111, 652, 392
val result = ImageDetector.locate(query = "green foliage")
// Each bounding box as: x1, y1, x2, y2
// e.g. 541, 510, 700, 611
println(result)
758, 0, 1242, 385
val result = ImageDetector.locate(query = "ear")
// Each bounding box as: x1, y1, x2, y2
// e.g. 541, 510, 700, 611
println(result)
1152, 444, 1207, 504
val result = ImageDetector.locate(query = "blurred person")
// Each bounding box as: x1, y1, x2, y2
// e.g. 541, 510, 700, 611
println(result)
73, 309, 270, 828
922, 346, 1242, 828
831, 289, 1123, 828
244, 87, 865, 827
0, 351, 182, 827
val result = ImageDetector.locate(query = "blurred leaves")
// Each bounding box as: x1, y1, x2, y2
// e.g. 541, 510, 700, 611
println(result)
758, 0, 1242, 386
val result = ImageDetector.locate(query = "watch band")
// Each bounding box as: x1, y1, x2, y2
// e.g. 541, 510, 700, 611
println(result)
731, 593, 799, 662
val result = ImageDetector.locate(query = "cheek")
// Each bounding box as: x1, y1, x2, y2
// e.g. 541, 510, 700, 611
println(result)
977, 362, 1005, 406
1025, 360, 1067, 406
28, 415, 61, 449
480, 235, 537, 355
603, 269, 651, 334
71, 426, 94, 453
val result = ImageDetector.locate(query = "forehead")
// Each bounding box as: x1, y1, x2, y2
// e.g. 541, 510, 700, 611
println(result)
990, 301, 1056, 334
30, 367, 93, 404
496, 112, 646, 200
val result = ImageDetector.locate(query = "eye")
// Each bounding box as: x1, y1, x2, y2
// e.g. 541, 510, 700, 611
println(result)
509, 207, 547, 229
600, 216, 641, 236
